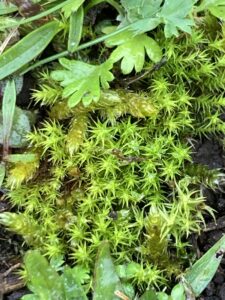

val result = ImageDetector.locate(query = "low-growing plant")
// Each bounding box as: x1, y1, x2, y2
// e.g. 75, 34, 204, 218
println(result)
19, 236, 225, 300
1, 0, 225, 296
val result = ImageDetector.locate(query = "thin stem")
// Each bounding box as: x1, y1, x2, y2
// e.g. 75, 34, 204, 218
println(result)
20, 51, 69, 75
21, 24, 129, 74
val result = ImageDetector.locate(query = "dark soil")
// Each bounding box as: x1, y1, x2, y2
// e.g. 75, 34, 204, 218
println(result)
1, 137, 225, 299
192, 138, 225, 300
0, 198, 28, 300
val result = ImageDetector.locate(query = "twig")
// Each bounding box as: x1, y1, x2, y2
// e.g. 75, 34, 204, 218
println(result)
124, 56, 167, 86
0, 263, 25, 296
203, 220, 225, 232
0, 27, 18, 55
114, 290, 130, 300
2, 263, 21, 277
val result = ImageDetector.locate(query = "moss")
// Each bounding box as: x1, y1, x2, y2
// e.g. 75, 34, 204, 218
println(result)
1, 19, 225, 291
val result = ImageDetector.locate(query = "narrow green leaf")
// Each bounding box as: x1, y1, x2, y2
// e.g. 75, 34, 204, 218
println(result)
184, 234, 225, 296
2, 80, 16, 156
93, 241, 123, 300
62, 0, 85, 18
0, 21, 60, 81
68, 5, 84, 53
0, 163, 6, 188
5, 153, 38, 163
0, 2, 17, 15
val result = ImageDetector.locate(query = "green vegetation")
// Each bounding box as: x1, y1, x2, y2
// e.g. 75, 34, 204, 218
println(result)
19, 237, 225, 299
0, 0, 225, 298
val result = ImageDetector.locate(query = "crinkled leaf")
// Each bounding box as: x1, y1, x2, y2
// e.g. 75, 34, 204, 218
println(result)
93, 241, 123, 300
22, 250, 64, 299
107, 32, 162, 74
62, 0, 85, 18
51, 58, 114, 107
184, 234, 225, 296
158, 0, 195, 37
0, 107, 36, 148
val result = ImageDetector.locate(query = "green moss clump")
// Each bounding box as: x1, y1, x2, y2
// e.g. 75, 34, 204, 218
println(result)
1, 19, 225, 291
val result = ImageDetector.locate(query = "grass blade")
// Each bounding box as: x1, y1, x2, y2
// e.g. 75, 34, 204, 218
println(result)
68, 5, 84, 53
2, 79, 16, 158
184, 234, 225, 297
0, 21, 60, 81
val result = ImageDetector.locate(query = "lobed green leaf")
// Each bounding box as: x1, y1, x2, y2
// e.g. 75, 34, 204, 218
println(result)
51, 58, 114, 107
158, 0, 195, 37
107, 32, 162, 74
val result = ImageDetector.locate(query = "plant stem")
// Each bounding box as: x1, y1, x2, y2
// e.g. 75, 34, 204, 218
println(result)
21, 25, 129, 74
